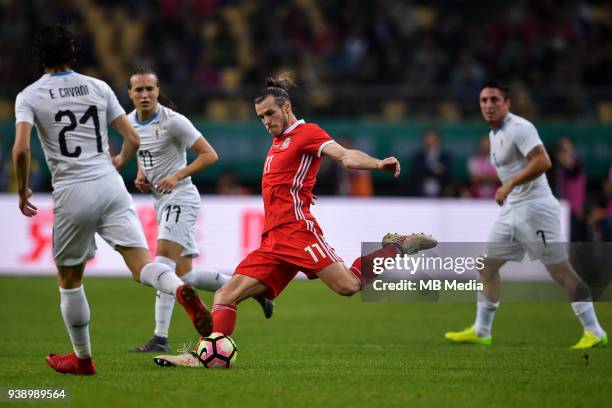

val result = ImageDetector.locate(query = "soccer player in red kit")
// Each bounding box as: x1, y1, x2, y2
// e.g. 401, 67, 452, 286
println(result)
200, 72, 438, 338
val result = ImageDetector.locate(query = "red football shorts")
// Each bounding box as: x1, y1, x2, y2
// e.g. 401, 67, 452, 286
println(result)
234, 221, 343, 299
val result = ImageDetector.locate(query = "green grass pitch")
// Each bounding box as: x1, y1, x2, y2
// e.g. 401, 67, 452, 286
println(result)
1, 276, 610, 407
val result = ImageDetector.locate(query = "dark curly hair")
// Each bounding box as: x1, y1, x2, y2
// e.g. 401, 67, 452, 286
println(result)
33, 25, 78, 71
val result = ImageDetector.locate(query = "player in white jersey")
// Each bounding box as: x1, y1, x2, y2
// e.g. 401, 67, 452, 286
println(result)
125, 68, 273, 352
11, 26, 213, 375
445, 80, 607, 349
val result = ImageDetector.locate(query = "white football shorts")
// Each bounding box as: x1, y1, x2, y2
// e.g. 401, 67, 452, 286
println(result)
486, 195, 567, 265
52, 171, 148, 266
154, 185, 201, 257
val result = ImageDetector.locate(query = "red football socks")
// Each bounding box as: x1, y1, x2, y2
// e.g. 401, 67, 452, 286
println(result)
350, 245, 400, 289
212, 304, 237, 335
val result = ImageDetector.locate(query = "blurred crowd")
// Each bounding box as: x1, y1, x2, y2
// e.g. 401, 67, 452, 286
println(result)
316, 131, 612, 242
1, 0, 612, 120
1, 0, 611, 240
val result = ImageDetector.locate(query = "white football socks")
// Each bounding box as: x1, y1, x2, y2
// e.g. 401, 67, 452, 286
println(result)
571, 302, 606, 338
139, 259, 184, 295
474, 297, 499, 338
181, 269, 231, 291
59, 286, 91, 359
151, 256, 178, 338
154, 290, 175, 338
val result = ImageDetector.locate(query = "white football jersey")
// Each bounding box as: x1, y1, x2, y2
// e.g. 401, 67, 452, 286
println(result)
15, 71, 125, 189
489, 112, 553, 205
128, 105, 202, 193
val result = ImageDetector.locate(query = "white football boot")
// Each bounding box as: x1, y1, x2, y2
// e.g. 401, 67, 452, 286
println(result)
382, 233, 437, 255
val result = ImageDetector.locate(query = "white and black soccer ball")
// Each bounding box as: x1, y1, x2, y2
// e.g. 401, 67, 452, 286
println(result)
194, 332, 237, 368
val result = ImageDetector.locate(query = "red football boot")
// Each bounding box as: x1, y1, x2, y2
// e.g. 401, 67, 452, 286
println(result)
176, 284, 212, 336
45, 352, 96, 375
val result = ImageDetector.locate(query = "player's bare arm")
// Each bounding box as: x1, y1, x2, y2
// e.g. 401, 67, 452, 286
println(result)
12, 122, 37, 217
110, 115, 140, 170
495, 145, 552, 205
321, 141, 400, 177
155, 137, 218, 193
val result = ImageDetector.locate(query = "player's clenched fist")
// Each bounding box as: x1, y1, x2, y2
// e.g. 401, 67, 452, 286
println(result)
379, 156, 401, 177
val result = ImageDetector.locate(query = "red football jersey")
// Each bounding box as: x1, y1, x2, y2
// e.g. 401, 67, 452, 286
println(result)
261, 120, 335, 233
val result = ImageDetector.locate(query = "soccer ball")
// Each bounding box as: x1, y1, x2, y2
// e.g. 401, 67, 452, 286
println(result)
194, 332, 237, 368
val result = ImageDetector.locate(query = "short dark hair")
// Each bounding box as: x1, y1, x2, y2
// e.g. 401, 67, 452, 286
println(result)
254, 71, 297, 107
33, 25, 78, 71
481, 80, 510, 100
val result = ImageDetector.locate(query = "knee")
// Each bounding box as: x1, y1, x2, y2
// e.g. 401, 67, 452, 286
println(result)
56, 266, 85, 289
57, 275, 82, 289
478, 261, 500, 281
174, 263, 189, 278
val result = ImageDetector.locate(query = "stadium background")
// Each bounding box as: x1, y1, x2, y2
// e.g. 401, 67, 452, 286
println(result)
1, 2, 611, 407
1, 0, 611, 241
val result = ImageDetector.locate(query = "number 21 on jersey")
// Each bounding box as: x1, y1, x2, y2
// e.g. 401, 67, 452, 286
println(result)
54, 105, 102, 157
